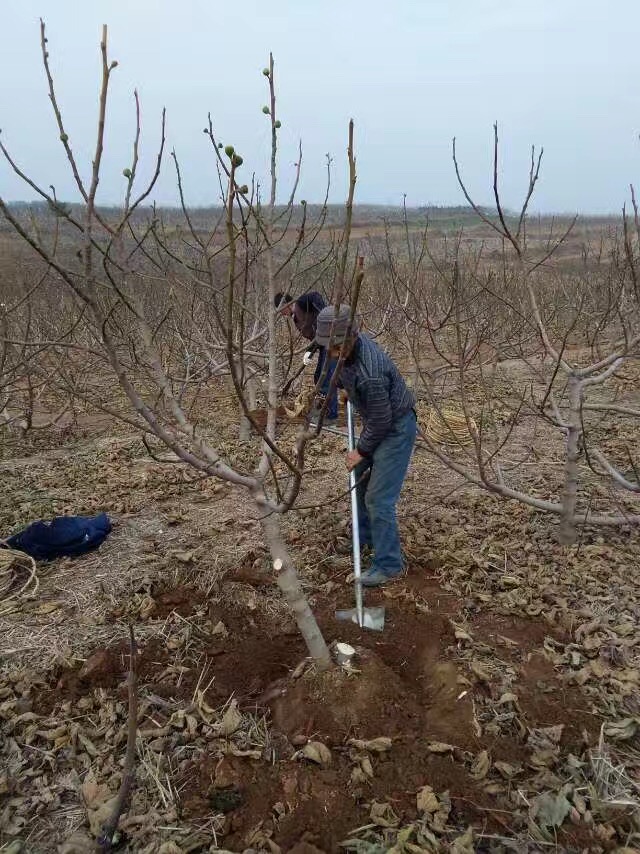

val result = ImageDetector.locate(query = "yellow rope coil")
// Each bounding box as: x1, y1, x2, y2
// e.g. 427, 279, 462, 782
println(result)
284, 365, 317, 420
0, 547, 39, 615
284, 386, 316, 420
423, 405, 477, 446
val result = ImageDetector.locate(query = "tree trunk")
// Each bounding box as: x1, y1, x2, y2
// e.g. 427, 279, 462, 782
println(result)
239, 376, 257, 442
259, 508, 332, 670
558, 374, 582, 544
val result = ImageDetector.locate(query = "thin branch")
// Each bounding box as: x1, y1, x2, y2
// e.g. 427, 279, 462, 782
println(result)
590, 448, 640, 493
96, 625, 138, 851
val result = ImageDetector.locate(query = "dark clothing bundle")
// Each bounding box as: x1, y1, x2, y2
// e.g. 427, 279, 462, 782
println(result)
6, 513, 112, 561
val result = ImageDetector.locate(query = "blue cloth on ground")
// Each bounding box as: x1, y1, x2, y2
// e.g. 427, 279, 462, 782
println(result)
6, 513, 112, 561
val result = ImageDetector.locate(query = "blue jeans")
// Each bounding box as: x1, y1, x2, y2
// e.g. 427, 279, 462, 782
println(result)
354, 410, 416, 576
314, 353, 338, 419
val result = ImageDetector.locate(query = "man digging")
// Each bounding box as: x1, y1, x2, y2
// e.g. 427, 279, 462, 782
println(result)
315, 304, 417, 586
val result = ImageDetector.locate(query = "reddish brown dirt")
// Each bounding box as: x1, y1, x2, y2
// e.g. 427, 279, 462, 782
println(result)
178, 582, 600, 849
249, 407, 305, 431
516, 652, 596, 750
106, 584, 205, 621
32, 577, 604, 851
464, 611, 598, 751
36, 637, 176, 714
151, 585, 205, 618
180, 658, 497, 852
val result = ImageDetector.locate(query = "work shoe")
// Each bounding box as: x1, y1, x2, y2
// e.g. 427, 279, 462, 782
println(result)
360, 567, 403, 587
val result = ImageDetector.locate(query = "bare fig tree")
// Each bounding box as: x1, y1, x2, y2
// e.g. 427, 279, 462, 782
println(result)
370, 126, 640, 543
0, 237, 80, 437
0, 22, 365, 668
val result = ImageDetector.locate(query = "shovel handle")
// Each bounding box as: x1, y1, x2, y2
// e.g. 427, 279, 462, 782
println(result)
347, 401, 365, 627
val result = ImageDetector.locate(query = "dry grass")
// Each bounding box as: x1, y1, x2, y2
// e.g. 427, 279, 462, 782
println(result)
0, 548, 38, 616
587, 725, 640, 811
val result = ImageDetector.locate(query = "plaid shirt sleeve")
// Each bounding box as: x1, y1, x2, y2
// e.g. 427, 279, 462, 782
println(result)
356, 378, 393, 456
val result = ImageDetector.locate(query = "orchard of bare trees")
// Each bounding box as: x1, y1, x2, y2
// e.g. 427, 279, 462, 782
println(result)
1, 20, 640, 854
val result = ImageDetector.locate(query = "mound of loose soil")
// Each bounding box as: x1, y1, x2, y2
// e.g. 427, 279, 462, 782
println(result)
181, 640, 489, 851
25, 575, 606, 852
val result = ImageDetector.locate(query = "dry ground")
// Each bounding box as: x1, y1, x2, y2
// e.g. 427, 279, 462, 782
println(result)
1, 368, 640, 853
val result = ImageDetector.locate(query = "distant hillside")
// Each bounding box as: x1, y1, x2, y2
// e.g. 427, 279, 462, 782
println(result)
0, 200, 509, 229
1, 200, 619, 235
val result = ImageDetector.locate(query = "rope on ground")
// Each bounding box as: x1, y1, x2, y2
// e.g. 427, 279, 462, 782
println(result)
284, 388, 316, 420
284, 366, 317, 420
0, 546, 39, 615
422, 405, 477, 447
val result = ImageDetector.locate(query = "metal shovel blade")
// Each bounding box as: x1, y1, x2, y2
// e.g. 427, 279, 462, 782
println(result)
335, 605, 386, 631
334, 401, 386, 632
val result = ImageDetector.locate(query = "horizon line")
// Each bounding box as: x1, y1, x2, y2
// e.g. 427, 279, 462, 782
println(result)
1, 199, 627, 219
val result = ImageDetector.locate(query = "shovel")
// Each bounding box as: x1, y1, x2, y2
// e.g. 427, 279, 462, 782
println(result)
335, 401, 385, 632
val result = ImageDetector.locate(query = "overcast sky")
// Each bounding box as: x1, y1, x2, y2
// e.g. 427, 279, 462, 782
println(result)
1, 0, 638, 213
